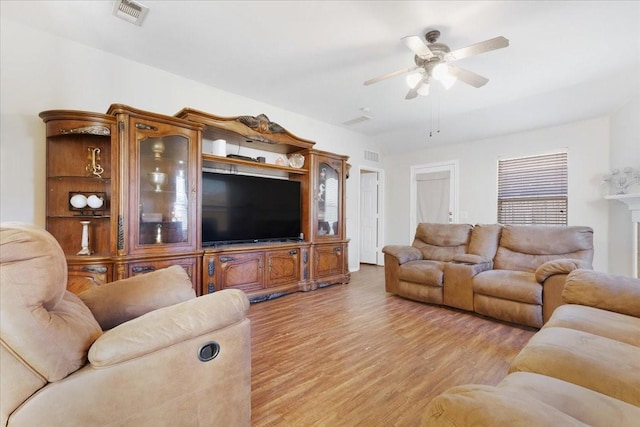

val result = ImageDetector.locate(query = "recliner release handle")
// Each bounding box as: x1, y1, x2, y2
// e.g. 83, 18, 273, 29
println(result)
198, 341, 221, 362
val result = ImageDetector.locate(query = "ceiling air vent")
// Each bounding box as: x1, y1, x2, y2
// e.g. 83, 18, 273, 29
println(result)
113, 0, 149, 26
342, 115, 371, 126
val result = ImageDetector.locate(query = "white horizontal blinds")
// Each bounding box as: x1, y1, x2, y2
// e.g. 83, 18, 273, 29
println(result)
497, 151, 568, 225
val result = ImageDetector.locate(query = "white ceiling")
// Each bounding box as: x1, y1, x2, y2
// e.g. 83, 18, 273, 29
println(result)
3, 1, 640, 153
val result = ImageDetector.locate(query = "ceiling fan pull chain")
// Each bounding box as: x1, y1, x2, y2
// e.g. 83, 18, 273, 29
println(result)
437, 91, 441, 134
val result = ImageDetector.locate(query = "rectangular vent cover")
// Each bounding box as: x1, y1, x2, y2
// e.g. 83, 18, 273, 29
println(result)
113, 0, 149, 26
364, 150, 380, 163
342, 115, 371, 126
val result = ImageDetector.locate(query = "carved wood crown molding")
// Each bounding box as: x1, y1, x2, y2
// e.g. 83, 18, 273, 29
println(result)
236, 114, 285, 135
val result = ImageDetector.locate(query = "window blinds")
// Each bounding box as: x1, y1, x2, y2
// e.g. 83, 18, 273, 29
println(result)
497, 151, 568, 225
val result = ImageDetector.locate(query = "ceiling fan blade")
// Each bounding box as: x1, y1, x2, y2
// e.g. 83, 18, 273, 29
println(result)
447, 36, 509, 61
363, 66, 417, 86
405, 86, 419, 100
448, 65, 489, 88
402, 35, 434, 59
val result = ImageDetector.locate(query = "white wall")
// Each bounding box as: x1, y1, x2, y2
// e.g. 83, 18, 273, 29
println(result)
381, 118, 611, 272
0, 19, 382, 271
608, 96, 640, 275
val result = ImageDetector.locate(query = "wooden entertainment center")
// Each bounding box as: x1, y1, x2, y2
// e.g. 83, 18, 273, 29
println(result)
40, 104, 350, 301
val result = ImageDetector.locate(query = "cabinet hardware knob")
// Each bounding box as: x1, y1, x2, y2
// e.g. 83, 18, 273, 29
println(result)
220, 256, 235, 263
82, 266, 108, 274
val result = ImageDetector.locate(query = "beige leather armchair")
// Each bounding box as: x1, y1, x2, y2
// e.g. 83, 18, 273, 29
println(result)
1, 222, 251, 427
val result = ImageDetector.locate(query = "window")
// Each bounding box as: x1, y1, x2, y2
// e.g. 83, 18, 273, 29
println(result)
497, 151, 568, 225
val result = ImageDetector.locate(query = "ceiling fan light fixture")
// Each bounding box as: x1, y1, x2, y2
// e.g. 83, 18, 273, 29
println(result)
432, 63, 456, 90
440, 74, 457, 90
417, 83, 430, 96
405, 71, 424, 89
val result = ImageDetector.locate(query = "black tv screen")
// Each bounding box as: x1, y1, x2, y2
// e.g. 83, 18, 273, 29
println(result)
202, 172, 301, 245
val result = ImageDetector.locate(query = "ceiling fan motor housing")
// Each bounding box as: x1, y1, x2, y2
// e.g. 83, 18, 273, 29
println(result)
414, 42, 450, 69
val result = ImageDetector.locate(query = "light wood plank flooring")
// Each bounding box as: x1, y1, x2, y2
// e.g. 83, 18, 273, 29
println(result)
249, 264, 535, 426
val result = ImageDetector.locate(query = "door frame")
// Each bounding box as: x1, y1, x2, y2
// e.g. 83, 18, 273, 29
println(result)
409, 160, 459, 241
359, 166, 385, 266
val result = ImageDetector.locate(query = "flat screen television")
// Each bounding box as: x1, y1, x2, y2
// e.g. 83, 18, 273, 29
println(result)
201, 171, 302, 246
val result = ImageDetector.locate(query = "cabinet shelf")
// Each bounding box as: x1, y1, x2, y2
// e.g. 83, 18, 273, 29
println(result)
202, 154, 308, 175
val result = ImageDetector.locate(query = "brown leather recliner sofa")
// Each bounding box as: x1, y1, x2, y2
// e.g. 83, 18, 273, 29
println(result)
422, 269, 640, 426
0, 222, 251, 427
382, 223, 594, 328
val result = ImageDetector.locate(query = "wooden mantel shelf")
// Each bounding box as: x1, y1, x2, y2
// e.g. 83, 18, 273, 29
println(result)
605, 192, 640, 221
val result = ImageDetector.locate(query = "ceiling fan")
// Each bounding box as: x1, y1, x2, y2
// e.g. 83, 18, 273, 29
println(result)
364, 30, 509, 99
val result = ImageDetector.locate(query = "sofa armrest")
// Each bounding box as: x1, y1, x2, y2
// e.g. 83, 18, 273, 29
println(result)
451, 253, 492, 266
88, 288, 249, 367
562, 269, 640, 318
534, 258, 592, 283
78, 265, 196, 330
382, 245, 423, 264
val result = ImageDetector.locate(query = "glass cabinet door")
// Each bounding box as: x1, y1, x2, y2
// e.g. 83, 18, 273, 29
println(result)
137, 134, 191, 246
316, 160, 341, 238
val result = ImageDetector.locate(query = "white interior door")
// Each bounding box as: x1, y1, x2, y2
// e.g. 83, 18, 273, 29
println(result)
410, 161, 458, 240
360, 171, 379, 264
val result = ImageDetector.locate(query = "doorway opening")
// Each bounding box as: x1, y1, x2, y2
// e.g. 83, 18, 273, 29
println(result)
359, 167, 384, 265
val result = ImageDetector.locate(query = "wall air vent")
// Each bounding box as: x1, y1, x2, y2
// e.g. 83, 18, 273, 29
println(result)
112, 0, 149, 26
364, 150, 380, 163
342, 115, 371, 126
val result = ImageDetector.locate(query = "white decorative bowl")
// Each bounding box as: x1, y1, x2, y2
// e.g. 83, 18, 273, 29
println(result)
70, 194, 88, 209
87, 194, 104, 209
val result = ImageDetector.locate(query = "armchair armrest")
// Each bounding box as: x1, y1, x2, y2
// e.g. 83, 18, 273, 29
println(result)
79, 265, 196, 330
382, 245, 422, 265
534, 258, 592, 283
89, 288, 249, 367
562, 269, 640, 318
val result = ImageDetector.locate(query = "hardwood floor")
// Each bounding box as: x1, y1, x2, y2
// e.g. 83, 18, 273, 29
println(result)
249, 264, 535, 426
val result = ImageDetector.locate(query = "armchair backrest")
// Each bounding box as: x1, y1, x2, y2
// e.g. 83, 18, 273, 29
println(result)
1, 223, 102, 425
412, 223, 473, 262
493, 225, 594, 272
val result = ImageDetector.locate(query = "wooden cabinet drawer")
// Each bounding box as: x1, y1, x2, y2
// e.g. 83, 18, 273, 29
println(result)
67, 262, 112, 294
126, 257, 199, 292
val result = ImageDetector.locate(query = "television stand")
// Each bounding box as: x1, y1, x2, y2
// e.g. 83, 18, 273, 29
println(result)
202, 240, 314, 300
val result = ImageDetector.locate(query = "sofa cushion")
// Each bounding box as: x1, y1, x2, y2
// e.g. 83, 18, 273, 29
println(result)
398, 260, 444, 287
0, 223, 102, 382
509, 326, 640, 406
412, 223, 472, 262
544, 304, 640, 347
494, 225, 594, 272
423, 371, 640, 427
473, 270, 542, 305
79, 265, 196, 331
467, 223, 503, 259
